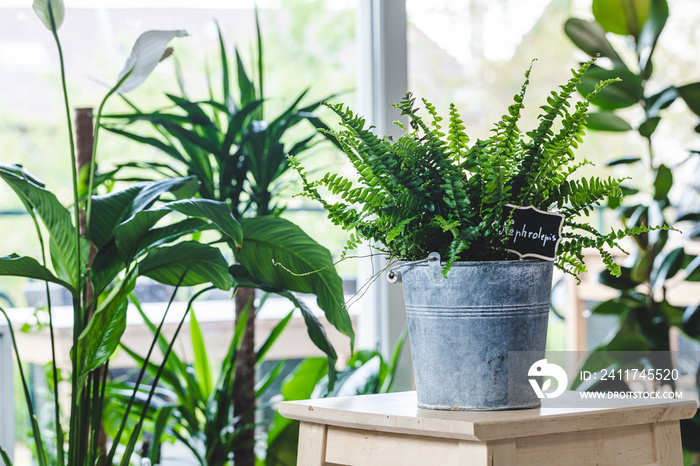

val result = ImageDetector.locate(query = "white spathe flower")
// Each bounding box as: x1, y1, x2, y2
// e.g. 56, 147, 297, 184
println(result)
33, 0, 65, 31
116, 30, 188, 94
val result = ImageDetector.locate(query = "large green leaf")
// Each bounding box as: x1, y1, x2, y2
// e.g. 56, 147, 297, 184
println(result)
166, 199, 242, 246
677, 82, 700, 117
236, 216, 354, 347
646, 86, 678, 117
651, 247, 684, 291
592, 0, 650, 37
113, 199, 240, 263
75, 272, 137, 393
564, 18, 626, 67
585, 111, 632, 131
578, 66, 643, 109
653, 164, 673, 200
139, 241, 233, 290
0, 254, 73, 292
89, 176, 196, 248
637, 0, 669, 77
0, 164, 81, 290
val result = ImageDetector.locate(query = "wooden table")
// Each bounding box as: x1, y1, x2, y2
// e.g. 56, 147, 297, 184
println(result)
278, 391, 697, 466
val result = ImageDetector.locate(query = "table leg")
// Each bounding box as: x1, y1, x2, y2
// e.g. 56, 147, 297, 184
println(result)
654, 421, 683, 466
297, 421, 327, 466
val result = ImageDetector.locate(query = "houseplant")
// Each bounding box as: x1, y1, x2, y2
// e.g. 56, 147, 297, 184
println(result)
100, 16, 352, 465
0, 1, 245, 464
564, 0, 700, 454
292, 58, 662, 410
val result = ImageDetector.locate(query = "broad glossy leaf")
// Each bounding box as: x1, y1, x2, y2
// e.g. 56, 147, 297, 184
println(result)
685, 256, 700, 282
651, 247, 684, 291
166, 199, 242, 246
114, 209, 169, 262
637, 0, 669, 77
0, 164, 81, 289
90, 240, 124, 294
677, 82, 700, 117
139, 241, 233, 290
564, 18, 626, 66
0, 254, 72, 292
237, 216, 354, 346
682, 304, 700, 338
638, 117, 660, 138
646, 86, 677, 117
592, 0, 650, 37
653, 164, 673, 200
578, 66, 643, 109
585, 111, 632, 131
75, 273, 137, 393
90, 176, 196, 248
114, 199, 239, 262
599, 266, 639, 290
591, 298, 632, 315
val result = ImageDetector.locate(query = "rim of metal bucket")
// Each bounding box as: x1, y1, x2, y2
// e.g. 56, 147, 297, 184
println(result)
387, 252, 550, 284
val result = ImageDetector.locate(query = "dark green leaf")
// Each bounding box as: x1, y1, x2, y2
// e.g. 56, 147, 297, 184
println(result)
637, 0, 669, 76
564, 18, 626, 67
139, 241, 233, 290
586, 111, 633, 131
166, 199, 242, 246
0, 164, 81, 290
606, 157, 641, 166
101, 127, 186, 164
75, 273, 137, 393
681, 304, 700, 338
0, 254, 73, 292
646, 85, 677, 117
599, 266, 639, 290
237, 216, 354, 347
653, 164, 673, 200
684, 255, 700, 281
591, 299, 631, 315
90, 176, 196, 248
651, 247, 684, 291
578, 66, 643, 109
677, 82, 700, 117
638, 117, 660, 138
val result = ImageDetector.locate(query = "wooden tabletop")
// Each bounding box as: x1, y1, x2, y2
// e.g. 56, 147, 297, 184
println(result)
278, 391, 697, 442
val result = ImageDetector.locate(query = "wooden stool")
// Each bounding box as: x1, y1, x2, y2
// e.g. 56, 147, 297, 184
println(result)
278, 391, 696, 466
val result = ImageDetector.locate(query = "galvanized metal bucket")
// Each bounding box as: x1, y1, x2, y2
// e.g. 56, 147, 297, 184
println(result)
392, 256, 552, 410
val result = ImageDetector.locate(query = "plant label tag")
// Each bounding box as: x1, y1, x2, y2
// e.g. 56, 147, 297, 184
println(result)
502, 205, 565, 261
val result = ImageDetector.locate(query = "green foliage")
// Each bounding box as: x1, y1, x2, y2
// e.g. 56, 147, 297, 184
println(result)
565, 0, 700, 453
293, 59, 655, 277
102, 19, 353, 362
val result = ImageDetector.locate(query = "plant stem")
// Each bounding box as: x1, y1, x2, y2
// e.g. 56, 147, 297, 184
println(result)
49, 20, 80, 466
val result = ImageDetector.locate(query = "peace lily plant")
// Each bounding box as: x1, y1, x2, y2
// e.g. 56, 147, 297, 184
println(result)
0, 1, 241, 464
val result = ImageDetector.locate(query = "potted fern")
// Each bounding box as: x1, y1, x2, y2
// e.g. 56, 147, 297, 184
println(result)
291, 58, 661, 411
